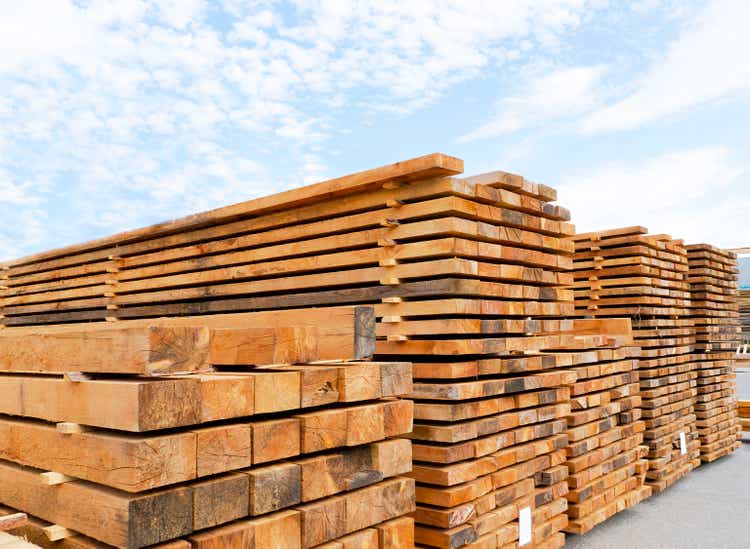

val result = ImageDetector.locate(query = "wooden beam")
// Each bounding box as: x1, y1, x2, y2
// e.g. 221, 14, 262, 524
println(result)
0, 375, 202, 432
0, 325, 209, 376
0, 418, 196, 492
0, 460, 192, 548
0, 306, 375, 366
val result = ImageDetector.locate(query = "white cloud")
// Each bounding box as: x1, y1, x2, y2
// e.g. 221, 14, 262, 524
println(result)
0, 0, 602, 260
581, 0, 750, 133
557, 147, 748, 247
458, 65, 606, 142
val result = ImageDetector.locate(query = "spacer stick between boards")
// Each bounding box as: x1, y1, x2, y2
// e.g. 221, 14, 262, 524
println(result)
56, 422, 86, 435
64, 372, 92, 382
40, 471, 75, 485
43, 525, 72, 542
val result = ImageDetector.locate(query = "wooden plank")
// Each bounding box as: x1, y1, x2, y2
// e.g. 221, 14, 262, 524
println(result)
376, 517, 414, 549
0, 325, 209, 376
0, 375, 202, 432
1, 306, 375, 364
187, 510, 302, 549
297, 439, 411, 502
295, 401, 394, 453
0, 361, 406, 433
296, 478, 415, 548
0, 418, 196, 492
0, 460, 192, 548
0, 506, 182, 549
248, 463, 302, 516
251, 418, 301, 464
191, 473, 249, 531
194, 423, 252, 478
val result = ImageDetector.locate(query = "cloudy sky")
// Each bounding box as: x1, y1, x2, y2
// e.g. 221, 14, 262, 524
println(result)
1, 0, 749, 262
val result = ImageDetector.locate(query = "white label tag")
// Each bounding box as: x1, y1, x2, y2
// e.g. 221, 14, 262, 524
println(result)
519, 506, 532, 546
679, 432, 687, 455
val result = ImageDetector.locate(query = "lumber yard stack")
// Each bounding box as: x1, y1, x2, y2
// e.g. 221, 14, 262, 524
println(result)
739, 288, 750, 347
371, 172, 581, 549
686, 244, 742, 461
0, 306, 417, 549
571, 227, 700, 493
0, 153, 587, 549
542, 319, 650, 536
0, 153, 743, 547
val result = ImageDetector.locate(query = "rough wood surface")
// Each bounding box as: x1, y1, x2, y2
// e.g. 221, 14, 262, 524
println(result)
0, 460, 192, 548
0, 326, 209, 375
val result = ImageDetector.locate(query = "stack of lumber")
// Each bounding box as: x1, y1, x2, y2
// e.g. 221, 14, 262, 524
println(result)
542, 319, 651, 536
0, 306, 417, 549
686, 243, 742, 462
0, 153, 580, 548
369, 172, 580, 549
571, 227, 700, 493
737, 288, 750, 364
0, 154, 467, 327
740, 289, 750, 339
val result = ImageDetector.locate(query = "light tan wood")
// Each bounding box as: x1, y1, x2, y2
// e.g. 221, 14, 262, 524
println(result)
0, 306, 375, 365
0, 375, 202, 432
0, 417, 196, 492
43, 525, 72, 542
0, 460, 192, 548
0, 325, 210, 376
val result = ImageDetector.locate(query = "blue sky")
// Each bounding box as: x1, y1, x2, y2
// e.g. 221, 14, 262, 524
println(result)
1, 0, 749, 262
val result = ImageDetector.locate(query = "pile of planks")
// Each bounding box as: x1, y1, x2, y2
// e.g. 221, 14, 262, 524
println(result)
686, 244, 742, 462
0, 154, 588, 548
0, 153, 744, 546
544, 319, 651, 536
737, 288, 750, 358
0, 306, 416, 548
375, 171, 579, 549
0, 155, 466, 327
571, 227, 699, 493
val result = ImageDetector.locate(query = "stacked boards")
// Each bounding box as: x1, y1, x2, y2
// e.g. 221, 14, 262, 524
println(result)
686, 244, 742, 461
371, 172, 577, 549
0, 307, 417, 549
0, 154, 467, 327
0, 154, 578, 548
739, 289, 750, 351
544, 320, 651, 535
571, 227, 699, 493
